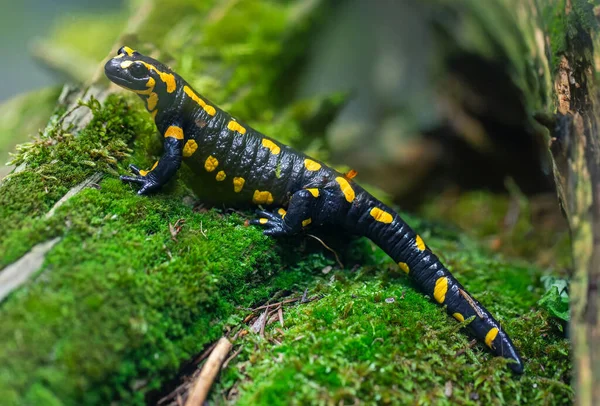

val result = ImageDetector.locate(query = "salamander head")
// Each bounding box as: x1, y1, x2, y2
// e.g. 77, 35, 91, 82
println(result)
104, 46, 179, 113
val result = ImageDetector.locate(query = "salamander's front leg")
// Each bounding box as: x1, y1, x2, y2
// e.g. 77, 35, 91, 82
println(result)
250, 189, 319, 237
121, 127, 184, 195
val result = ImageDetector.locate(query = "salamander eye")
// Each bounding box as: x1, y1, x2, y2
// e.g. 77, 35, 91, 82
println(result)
128, 63, 148, 78
117, 46, 127, 55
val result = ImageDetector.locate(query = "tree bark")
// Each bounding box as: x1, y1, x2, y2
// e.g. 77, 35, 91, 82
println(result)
549, 10, 600, 405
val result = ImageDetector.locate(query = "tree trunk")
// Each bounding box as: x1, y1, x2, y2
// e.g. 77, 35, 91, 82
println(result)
548, 8, 600, 405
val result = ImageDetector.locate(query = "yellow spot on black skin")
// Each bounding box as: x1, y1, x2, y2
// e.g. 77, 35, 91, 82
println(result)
253, 190, 274, 205
304, 159, 321, 171
183, 140, 198, 157
216, 171, 226, 181
262, 139, 280, 155
151, 110, 158, 120
138, 161, 158, 177
416, 235, 426, 251
485, 327, 499, 348
121, 46, 135, 56
398, 262, 409, 274
137, 61, 176, 93
233, 177, 245, 193
165, 126, 184, 140
433, 276, 448, 303
227, 120, 246, 134
147, 92, 158, 111
278, 208, 286, 218
120, 60, 134, 69
306, 188, 319, 198
370, 207, 393, 223
335, 177, 355, 203
259, 218, 268, 225
205, 156, 218, 172
453, 313, 465, 322
302, 218, 312, 227
184, 86, 216, 116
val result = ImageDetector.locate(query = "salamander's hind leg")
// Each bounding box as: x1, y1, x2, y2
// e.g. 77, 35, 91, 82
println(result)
250, 189, 319, 237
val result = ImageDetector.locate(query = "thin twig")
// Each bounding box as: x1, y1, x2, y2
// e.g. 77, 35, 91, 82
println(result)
184, 337, 232, 406
278, 306, 284, 328
459, 289, 485, 318
193, 341, 218, 365
200, 221, 207, 239
249, 297, 302, 312
222, 346, 243, 370
259, 304, 269, 337
455, 339, 478, 357
306, 234, 344, 268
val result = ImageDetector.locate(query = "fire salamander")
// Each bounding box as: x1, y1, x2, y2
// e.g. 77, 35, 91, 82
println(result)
105, 46, 524, 373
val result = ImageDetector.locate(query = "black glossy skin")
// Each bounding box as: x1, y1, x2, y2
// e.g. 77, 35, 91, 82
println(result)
105, 46, 524, 373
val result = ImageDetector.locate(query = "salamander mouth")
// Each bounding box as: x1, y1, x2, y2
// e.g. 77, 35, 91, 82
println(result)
104, 58, 143, 91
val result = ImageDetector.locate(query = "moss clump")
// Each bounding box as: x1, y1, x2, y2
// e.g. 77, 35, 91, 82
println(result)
0, 174, 333, 405
0, 95, 154, 265
218, 220, 571, 405
0, 87, 61, 178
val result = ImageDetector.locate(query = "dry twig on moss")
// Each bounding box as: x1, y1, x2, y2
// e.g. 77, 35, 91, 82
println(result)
184, 337, 233, 406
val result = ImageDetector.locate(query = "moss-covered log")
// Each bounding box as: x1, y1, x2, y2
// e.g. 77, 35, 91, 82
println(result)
0, 0, 577, 404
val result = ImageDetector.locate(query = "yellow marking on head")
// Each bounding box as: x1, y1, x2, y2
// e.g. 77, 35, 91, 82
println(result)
183, 140, 198, 158
138, 61, 176, 93
259, 218, 268, 225
416, 235, 426, 251
114, 53, 125, 59
165, 126, 184, 140
253, 190, 274, 205
433, 277, 448, 304
233, 177, 245, 193
122, 46, 135, 56
151, 161, 159, 171
151, 110, 158, 120
485, 327, 499, 348
183, 86, 216, 116
216, 170, 226, 181
204, 156, 219, 172
306, 188, 320, 198
370, 207, 393, 224
335, 177, 355, 203
147, 92, 158, 111
304, 159, 321, 171
398, 262, 410, 274
139, 169, 149, 176
453, 313, 465, 322
120, 60, 134, 69
278, 208, 287, 217
160, 72, 176, 93
262, 139, 281, 155
227, 120, 247, 134
302, 218, 312, 227
132, 77, 156, 96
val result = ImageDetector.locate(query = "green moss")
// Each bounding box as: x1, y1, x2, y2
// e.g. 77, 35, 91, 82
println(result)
221, 222, 571, 405
0, 94, 154, 265
0, 0, 573, 404
0, 174, 331, 405
0, 87, 61, 178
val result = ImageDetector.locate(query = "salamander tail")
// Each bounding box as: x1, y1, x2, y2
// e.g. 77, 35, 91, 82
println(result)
352, 195, 524, 373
